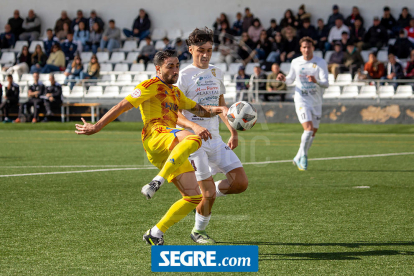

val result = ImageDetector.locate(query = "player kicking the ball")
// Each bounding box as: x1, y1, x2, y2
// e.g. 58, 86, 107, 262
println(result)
75, 50, 228, 245
277, 36, 329, 171
176, 27, 249, 244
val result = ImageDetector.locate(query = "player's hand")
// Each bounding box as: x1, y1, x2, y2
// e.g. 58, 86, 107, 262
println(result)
227, 135, 238, 150
307, 75, 317, 83
193, 125, 212, 141
211, 106, 228, 117
276, 73, 286, 82
75, 118, 98, 135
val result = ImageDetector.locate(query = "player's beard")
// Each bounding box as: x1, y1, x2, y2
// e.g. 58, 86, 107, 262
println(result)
164, 74, 178, 85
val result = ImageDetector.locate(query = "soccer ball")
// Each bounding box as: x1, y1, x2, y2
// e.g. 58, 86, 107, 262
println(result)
227, 101, 258, 131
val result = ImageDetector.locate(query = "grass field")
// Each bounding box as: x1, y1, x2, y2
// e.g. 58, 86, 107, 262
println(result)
1, 122, 414, 275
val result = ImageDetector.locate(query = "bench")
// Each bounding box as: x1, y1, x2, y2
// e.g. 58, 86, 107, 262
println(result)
61, 103, 101, 123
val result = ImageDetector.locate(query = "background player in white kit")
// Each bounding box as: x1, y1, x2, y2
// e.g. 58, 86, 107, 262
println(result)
176, 27, 248, 243
277, 36, 329, 171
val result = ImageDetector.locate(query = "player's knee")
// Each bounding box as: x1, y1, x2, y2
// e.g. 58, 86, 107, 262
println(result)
235, 177, 249, 193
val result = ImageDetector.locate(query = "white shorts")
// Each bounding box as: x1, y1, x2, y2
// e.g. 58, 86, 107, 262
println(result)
188, 137, 243, 181
295, 104, 322, 129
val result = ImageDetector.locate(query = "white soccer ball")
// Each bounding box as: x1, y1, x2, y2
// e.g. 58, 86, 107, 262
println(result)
227, 101, 258, 131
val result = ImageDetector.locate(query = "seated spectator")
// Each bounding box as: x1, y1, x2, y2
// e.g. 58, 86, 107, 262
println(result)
404, 50, 414, 78
19, 10, 41, 41
389, 29, 412, 59
363, 17, 388, 50
56, 22, 70, 43
315, 18, 329, 51
326, 18, 349, 51
42, 74, 63, 122
233, 12, 243, 36
382, 53, 404, 89
340, 31, 349, 50
351, 18, 366, 51
280, 9, 296, 30
8, 10, 24, 39
236, 66, 250, 91
0, 74, 20, 123
123, 9, 151, 41
404, 18, 414, 47
242, 7, 254, 33
266, 32, 285, 63
136, 36, 156, 66
296, 4, 311, 29
250, 66, 266, 93
100, 20, 120, 52
161, 37, 173, 50
80, 54, 100, 80
54, 11, 71, 34
74, 21, 89, 52
43, 28, 60, 56
364, 52, 385, 79
41, 44, 66, 73
266, 63, 287, 101
267, 19, 280, 41
281, 26, 300, 62
85, 22, 103, 53
297, 18, 317, 40
237, 32, 256, 64
89, 10, 104, 32
0, 24, 15, 49
174, 38, 190, 61
218, 21, 234, 45
3, 45, 32, 76
71, 10, 88, 32
327, 4, 345, 29
248, 18, 264, 43
343, 43, 364, 76
64, 56, 83, 89
14, 72, 45, 123
213, 13, 229, 33
345, 6, 364, 28
255, 30, 272, 61
381, 6, 397, 37
61, 33, 78, 63
328, 42, 345, 79
397, 7, 412, 30
30, 45, 48, 73
219, 36, 236, 65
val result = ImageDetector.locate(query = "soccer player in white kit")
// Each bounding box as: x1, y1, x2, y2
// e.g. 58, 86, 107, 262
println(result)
176, 28, 248, 243
277, 36, 329, 171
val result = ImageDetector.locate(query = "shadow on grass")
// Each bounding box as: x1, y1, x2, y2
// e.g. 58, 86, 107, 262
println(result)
217, 241, 414, 248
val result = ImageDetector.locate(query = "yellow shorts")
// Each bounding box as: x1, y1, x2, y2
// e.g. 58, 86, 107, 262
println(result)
143, 126, 194, 182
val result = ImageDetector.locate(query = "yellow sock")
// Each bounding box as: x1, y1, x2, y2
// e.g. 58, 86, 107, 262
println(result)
158, 135, 201, 180
156, 194, 202, 233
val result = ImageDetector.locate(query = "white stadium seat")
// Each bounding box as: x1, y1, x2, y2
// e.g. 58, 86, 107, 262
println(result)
119, 40, 138, 52
102, 86, 120, 98
361, 50, 371, 62
83, 63, 89, 72
20, 86, 28, 99
96, 52, 109, 63
100, 63, 113, 73
116, 74, 133, 83
154, 40, 166, 50
152, 28, 167, 41
119, 85, 135, 98
134, 74, 150, 83
20, 74, 33, 84
99, 74, 116, 83
67, 86, 85, 98
109, 52, 125, 63
378, 85, 395, 99
280, 63, 291, 74
124, 52, 139, 64
245, 63, 259, 75
377, 50, 388, 62
357, 85, 377, 99
394, 85, 413, 98
80, 52, 93, 62
145, 63, 156, 72
228, 63, 243, 75
167, 28, 182, 40
130, 63, 145, 72
85, 86, 103, 98
314, 50, 323, 58
328, 74, 335, 84
214, 63, 227, 73
0, 52, 16, 64
28, 40, 45, 52
113, 63, 129, 72
323, 86, 341, 99
39, 74, 50, 82
340, 85, 359, 98
62, 86, 71, 98
335, 73, 352, 85
324, 51, 334, 63
12, 41, 28, 53
54, 74, 66, 84
210, 52, 221, 63
138, 40, 153, 52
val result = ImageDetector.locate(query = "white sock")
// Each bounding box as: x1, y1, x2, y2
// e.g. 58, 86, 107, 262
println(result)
150, 225, 164, 238
297, 130, 313, 158
153, 175, 165, 185
194, 211, 211, 231
305, 136, 314, 156
215, 181, 226, 197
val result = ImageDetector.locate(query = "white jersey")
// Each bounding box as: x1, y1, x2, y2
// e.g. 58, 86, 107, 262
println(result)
285, 55, 329, 107
176, 64, 226, 138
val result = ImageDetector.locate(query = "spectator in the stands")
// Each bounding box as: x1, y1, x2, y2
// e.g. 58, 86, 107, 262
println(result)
327, 4, 345, 29
14, 72, 45, 123
64, 56, 83, 89
397, 7, 412, 30
19, 10, 41, 41
404, 50, 414, 78
343, 43, 364, 76
233, 12, 243, 36
326, 18, 349, 51
328, 42, 345, 79
364, 52, 385, 79
242, 8, 254, 33
281, 26, 300, 62
213, 14, 230, 45
340, 31, 349, 51
80, 54, 100, 80
351, 18, 366, 51
382, 53, 404, 89
54, 11, 71, 34
255, 30, 272, 61
213, 13, 229, 33
297, 18, 317, 40
236, 66, 250, 92
174, 38, 190, 61
41, 44, 66, 73
280, 9, 297, 30
3, 45, 31, 75
404, 18, 414, 47
237, 32, 256, 64
266, 32, 284, 63
123, 9, 151, 41
89, 10, 104, 32
56, 22, 70, 42
74, 21, 89, 52
43, 29, 60, 56
85, 22, 103, 53
161, 37, 173, 50
363, 17, 388, 50
381, 6, 397, 37
250, 66, 267, 93
42, 74, 63, 122
267, 19, 280, 41
389, 29, 412, 59
248, 18, 264, 43
295, 4, 311, 29
218, 21, 234, 48
71, 10, 88, 32
266, 63, 287, 101
61, 33, 78, 63
345, 6, 364, 28
100, 19, 120, 52
8, 10, 24, 39
30, 45, 47, 73
0, 74, 20, 123
136, 36, 156, 66
316, 18, 329, 51
219, 36, 236, 64
0, 24, 15, 49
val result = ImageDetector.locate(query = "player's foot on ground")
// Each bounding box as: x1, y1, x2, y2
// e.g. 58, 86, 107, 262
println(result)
141, 180, 162, 199
143, 229, 164, 245
300, 155, 308, 171
13, 118, 21, 123
293, 157, 305, 171
190, 228, 216, 244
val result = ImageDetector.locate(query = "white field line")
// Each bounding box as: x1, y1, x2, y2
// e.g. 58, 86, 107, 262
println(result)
1, 152, 414, 178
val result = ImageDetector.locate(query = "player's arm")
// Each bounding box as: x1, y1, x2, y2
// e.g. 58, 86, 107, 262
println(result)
308, 61, 329, 88
177, 111, 212, 141
218, 95, 239, 149
277, 62, 295, 85
187, 103, 227, 118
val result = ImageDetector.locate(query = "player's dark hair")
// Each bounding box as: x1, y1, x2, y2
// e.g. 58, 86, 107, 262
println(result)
186, 27, 214, 46
299, 36, 315, 46
7, 74, 13, 79
153, 50, 177, 66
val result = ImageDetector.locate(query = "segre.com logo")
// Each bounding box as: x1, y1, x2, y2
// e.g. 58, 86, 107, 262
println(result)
151, 245, 258, 272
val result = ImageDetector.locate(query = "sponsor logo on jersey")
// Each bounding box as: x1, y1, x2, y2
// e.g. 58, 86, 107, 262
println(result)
131, 88, 142, 98
211, 69, 216, 77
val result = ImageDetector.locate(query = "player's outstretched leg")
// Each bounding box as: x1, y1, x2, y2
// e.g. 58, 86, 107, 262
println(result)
293, 122, 314, 171
214, 167, 248, 197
